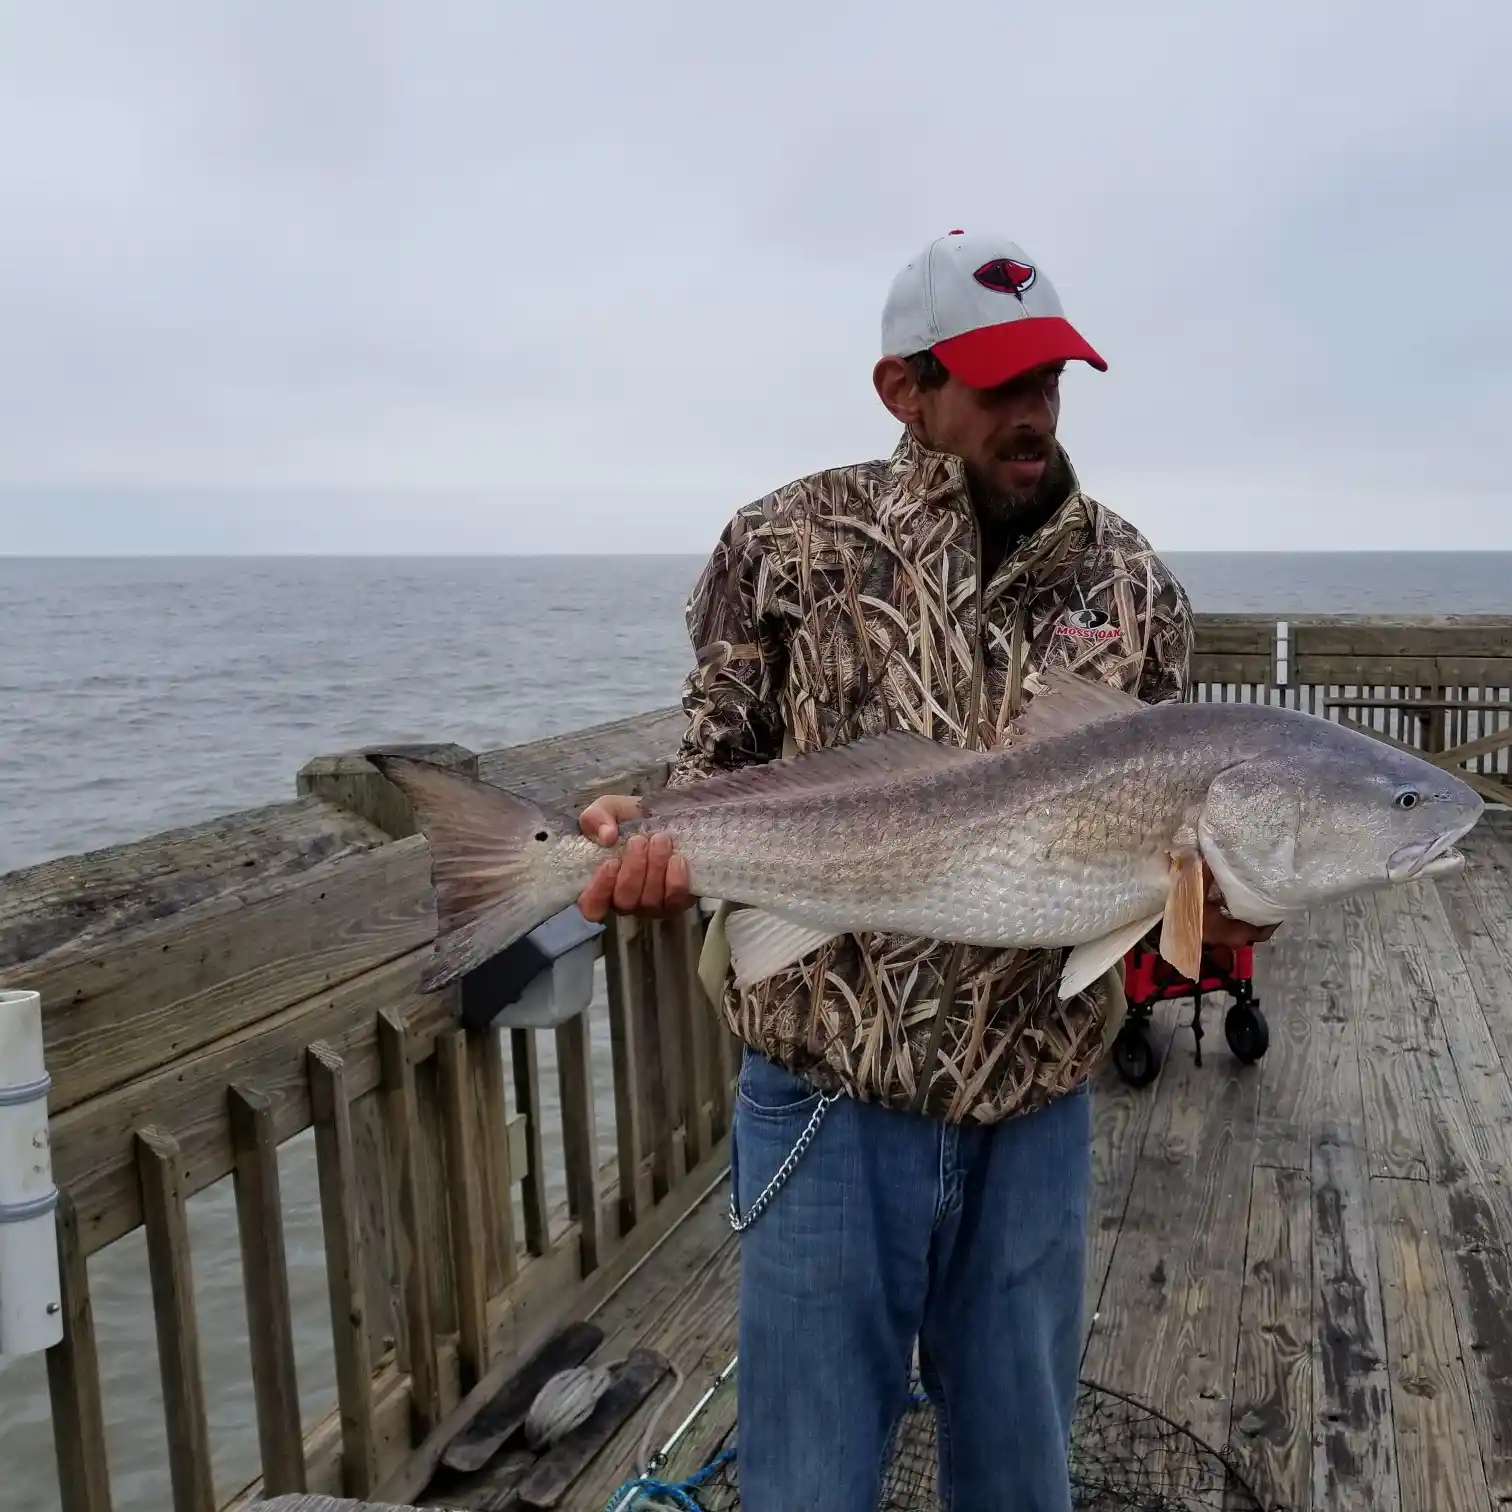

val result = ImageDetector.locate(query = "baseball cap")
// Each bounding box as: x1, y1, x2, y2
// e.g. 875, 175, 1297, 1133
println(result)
881, 230, 1106, 389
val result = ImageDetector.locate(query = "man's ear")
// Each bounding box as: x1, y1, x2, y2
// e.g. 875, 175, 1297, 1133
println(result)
873, 356, 926, 426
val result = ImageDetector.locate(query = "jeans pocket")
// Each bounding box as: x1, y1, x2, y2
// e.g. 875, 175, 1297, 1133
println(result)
736, 1047, 823, 1121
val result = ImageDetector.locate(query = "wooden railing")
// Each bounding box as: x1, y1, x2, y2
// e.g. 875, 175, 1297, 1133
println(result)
1, 718, 730, 1512
1, 614, 1508, 1512
1186, 614, 1512, 804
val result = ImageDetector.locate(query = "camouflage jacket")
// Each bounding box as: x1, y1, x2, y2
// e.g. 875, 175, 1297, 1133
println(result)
666, 426, 1194, 1125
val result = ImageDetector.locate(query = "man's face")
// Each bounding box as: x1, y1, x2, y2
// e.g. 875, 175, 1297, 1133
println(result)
874, 356, 1065, 512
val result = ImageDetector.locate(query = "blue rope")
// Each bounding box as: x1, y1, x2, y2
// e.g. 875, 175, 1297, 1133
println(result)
602, 1445, 737, 1509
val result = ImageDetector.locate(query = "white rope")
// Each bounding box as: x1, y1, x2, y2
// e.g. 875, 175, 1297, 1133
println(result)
524, 1357, 686, 1473
525, 1363, 616, 1448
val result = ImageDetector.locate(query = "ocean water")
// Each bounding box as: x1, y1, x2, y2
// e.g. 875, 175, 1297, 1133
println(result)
1, 549, 1510, 1512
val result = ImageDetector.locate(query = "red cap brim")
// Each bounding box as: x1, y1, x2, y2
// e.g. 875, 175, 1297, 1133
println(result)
931, 317, 1107, 388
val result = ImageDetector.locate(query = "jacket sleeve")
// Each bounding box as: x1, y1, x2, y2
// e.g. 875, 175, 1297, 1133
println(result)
1137, 570, 1195, 705
665, 503, 788, 788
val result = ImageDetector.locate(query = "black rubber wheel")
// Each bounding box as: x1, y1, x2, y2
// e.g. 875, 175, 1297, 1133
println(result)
1112, 1022, 1161, 1088
1224, 1001, 1270, 1064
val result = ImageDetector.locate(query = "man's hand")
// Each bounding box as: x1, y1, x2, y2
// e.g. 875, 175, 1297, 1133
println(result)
576, 795, 695, 923
1199, 859, 1279, 947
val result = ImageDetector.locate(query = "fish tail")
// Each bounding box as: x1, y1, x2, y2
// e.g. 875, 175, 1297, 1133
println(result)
369, 754, 589, 992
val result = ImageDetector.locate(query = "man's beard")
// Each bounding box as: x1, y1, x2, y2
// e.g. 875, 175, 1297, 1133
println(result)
966, 445, 1068, 534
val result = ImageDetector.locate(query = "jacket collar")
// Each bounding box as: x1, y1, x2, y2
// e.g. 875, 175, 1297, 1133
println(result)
884, 426, 1096, 595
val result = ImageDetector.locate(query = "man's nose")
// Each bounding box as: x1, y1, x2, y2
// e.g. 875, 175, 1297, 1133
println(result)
996, 381, 1056, 427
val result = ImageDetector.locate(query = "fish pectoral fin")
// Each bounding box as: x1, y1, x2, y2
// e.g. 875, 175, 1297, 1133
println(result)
724, 908, 843, 989
1058, 912, 1164, 1001
1159, 848, 1205, 983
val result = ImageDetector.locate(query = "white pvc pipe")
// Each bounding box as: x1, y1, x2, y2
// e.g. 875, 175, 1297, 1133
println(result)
0, 989, 63, 1357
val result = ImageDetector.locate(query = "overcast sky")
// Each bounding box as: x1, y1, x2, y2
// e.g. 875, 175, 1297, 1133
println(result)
0, 0, 1507, 555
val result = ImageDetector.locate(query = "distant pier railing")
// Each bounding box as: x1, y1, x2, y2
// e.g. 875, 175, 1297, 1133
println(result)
0, 613, 1508, 1512
1186, 614, 1512, 805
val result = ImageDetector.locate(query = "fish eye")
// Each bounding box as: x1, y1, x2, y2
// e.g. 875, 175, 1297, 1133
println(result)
1394, 790, 1420, 810
533, 829, 550, 842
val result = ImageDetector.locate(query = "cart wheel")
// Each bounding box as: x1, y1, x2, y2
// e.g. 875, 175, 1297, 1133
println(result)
1224, 1001, 1270, 1064
1112, 1022, 1161, 1088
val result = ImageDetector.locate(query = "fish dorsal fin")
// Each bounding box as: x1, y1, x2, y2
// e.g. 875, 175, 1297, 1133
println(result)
643, 728, 982, 815
1009, 669, 1147, 748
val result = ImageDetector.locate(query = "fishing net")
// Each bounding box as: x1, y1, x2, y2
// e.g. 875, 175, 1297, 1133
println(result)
606, 1360, 1264, 1511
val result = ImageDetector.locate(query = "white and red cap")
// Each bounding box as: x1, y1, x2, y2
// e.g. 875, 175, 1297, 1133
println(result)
881, 230, 1106, 388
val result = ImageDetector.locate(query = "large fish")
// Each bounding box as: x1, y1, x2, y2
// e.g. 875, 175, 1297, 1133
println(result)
372, 671, 1484, 1001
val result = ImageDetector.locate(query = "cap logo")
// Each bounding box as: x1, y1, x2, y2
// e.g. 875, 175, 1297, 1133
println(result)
973, 258, 1036, 300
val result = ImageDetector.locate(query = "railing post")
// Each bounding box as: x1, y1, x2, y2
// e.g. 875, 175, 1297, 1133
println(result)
605, 916, 653, 1234
227, 1084, 306, 1495
45, 1192, 113, 1512
135, 1126, 215, 1512
555, 1009, 603, 1275
377, 1009, 442, 1437
306, 1040, 379, 1497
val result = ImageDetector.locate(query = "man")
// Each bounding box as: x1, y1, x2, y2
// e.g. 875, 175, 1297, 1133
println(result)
576, 231, 1269, 1511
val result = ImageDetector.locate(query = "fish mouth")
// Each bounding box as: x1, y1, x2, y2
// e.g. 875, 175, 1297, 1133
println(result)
1387, 827, 1472, 883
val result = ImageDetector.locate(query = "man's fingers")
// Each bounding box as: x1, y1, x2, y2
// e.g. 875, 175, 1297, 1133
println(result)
573, 800, 687, 921
663, 852, 693, 913
638, 832, 673, 913
577, 857, 620, 922
612, 833, 650, 912
578, 794, 643, 847
578, 802, 615, 845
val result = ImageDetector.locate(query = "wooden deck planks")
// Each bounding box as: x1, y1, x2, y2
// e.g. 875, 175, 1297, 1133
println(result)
1080, 1001, 1177, 1341
1347, 891, 1432, 1184
1230, 1164, 1313, 1512
1251, 907, 1329, 1174
1382, 877, 1512, 1505
1079, 1006, 1262, 1463
1309, 901, 1402, 1512
1374, 1176, 1492, 1512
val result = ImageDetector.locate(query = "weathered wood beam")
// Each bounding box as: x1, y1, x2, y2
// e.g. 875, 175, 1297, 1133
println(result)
297, 744, 477, 839
17, 836, 435, 1115
0, 795, 388, 968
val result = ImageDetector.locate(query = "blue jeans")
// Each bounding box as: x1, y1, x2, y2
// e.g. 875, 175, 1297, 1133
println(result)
731, 1047, 1092, 1512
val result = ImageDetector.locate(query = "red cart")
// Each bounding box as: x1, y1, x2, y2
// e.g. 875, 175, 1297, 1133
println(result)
1109, 934, 1270, 1087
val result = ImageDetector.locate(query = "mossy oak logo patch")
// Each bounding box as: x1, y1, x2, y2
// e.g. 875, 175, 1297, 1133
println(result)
1055, 606, 1119, 641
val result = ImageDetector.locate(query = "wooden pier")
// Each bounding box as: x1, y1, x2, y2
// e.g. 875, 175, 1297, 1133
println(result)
2, 614, 1510, 1512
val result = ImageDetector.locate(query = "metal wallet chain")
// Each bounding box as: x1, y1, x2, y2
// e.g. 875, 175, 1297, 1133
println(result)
726, 1089, 841, 1232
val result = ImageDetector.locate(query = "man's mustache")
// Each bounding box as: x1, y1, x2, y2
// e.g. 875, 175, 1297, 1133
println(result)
992, 432, 1052, 461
